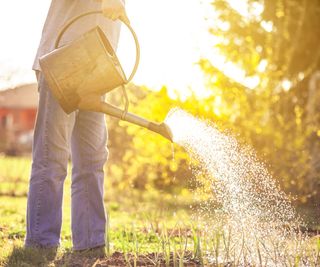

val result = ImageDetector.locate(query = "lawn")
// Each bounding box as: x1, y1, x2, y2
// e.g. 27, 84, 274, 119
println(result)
0, 193, 201, 267
0, 156, 201, 266
0, 156, 319, 266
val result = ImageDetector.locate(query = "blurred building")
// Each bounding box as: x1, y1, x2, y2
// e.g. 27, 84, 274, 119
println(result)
0, 84, 38, 155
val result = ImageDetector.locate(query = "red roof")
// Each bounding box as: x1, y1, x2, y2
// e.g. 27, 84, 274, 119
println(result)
0, 83, 38, 109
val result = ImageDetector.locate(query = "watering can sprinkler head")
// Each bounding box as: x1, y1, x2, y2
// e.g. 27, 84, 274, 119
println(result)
148, 122, 173, 142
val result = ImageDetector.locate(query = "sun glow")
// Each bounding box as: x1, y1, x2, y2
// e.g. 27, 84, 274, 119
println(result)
118, 0, 210, 98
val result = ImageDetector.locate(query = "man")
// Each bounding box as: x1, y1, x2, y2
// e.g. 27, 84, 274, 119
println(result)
25, 0, 128, 253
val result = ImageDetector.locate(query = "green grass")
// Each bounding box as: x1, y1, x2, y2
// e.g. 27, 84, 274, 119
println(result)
0, 156, 198, 266
0, 192, 200, 266
0, 156, 319, 266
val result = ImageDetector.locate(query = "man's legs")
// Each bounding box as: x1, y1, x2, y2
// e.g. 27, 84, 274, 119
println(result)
70, 110, 108, 250
25, 75, 75, 247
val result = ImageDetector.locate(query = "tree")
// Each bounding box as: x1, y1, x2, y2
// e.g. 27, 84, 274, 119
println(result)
199, 0, 320, 204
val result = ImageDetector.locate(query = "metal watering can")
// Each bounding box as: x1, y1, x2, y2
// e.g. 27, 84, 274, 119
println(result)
39, 11, 172, 141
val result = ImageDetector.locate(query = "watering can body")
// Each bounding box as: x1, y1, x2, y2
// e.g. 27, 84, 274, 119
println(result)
39, 11, 172, 142
40, 26, 126, 114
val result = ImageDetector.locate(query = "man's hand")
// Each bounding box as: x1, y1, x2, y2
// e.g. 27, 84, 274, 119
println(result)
102, 0, 130, 25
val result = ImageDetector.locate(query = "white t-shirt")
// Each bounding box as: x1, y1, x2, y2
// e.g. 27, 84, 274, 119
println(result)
33, 0, 121, 71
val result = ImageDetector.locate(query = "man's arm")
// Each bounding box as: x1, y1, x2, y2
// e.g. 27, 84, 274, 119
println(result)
94, 0, 129, 24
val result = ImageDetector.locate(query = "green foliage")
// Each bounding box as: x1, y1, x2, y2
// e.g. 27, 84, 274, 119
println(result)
197, 0, 320, 204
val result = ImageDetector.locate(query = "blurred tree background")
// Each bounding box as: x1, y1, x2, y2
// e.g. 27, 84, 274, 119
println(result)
105, 0, 320, 208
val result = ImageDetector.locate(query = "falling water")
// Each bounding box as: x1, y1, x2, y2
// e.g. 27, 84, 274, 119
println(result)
165, 108, 308, 266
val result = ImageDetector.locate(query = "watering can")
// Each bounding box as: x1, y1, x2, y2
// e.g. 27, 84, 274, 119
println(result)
39, 11, 172, 142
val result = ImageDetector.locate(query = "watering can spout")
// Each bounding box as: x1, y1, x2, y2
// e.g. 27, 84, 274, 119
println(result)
148, 122, 173, 142
99, 101, 173, 142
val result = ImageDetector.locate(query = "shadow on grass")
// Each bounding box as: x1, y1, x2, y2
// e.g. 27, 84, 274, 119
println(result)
5, 246, 108, 267
4, 246, 58, 267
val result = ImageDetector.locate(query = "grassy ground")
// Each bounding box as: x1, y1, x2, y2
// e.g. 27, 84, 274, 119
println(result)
0, 156, 200, 266
0, 156, 319, 266
0, 193, 201, 266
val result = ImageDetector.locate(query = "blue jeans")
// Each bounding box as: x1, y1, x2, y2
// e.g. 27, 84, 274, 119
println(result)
25, 74, 108, 250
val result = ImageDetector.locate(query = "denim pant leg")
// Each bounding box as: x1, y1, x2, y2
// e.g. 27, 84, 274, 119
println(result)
25, 76, 75, 247
70, 110, 108, 250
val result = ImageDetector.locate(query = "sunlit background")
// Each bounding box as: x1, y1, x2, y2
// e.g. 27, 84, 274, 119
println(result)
1, 0, 319, 206
1, 0, 320, 264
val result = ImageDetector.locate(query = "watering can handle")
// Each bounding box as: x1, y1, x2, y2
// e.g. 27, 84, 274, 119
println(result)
54, 11, 140, 83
